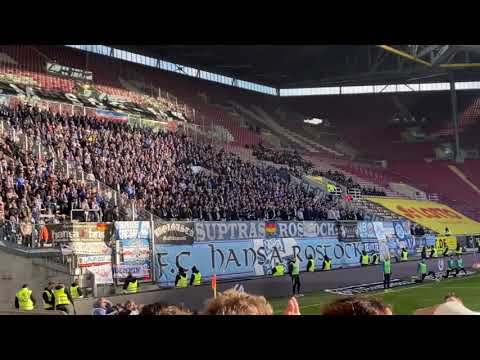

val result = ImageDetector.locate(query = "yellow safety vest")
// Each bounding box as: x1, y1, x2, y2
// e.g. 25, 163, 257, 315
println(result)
16, 288, 34, 311
401, 251, 408, 261
126, 280, 138, 294
291, 262, 300, 276
273, 265, 285, 276
70, 286, 83, 299
53, 288, 71, 307
455, 248, 463, 256
308, 259, 316, 272
43, 289, 54, 310
361, 255, 369, 265
432, 248, 438, 258
324, 260, 332, 270
176, 274, 188, 288
193, 272, 202, 286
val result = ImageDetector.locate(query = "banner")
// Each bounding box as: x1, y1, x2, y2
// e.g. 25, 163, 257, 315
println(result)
78, 255, 111, 267
337, 222, 358, 242
95, 109, 128, 123
154, 237, 378, 285
357, 221, 377, 240
265, 221, 338, 239
195, 221, 265, 242
154, 221, 194, 244
435, 236, 457, 253
68, 242, 112, 256
47, 223, 112, 243
85, 264, 113, 285
114, 221, 152, 280
366, 197, 480, 235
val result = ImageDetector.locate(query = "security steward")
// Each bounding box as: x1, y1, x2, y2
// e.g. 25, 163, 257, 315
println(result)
272, 262, 285, 276
322, 255, 333, 271
306, 255, 316, 272
189, 266, 203, 286
382, 256, 392, 290
360, 250, 370, 267
288, 258, 302, 297
371, 252, 380, 265
443, 246, 450, 257
70, 279, 83, 300
400, 248, 408, 262
123, 272, 139, 294
415, 259, 437, 283
15, 284, 36, 311
42, 282, 55, 310
429, 245, 438, 258
443, 255, 458, 279
455, 245, 463, 256
175, 267, 189, 288
53, 284, 74, 315
445, 227, 452, 236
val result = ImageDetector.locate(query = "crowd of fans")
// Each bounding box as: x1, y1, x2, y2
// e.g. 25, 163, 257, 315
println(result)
89, 289, 476, 316
0, 104, 368, 223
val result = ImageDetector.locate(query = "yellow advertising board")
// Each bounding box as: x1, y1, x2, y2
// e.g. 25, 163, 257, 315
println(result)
365, 197, 480, 235
435, 236, 457, 253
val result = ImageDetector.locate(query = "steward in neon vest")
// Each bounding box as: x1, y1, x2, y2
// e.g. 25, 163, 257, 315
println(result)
53, 284, 73, 314
123, 272, 139, 294
455, 245, 463, 256
307, 255, 316, 272
371, 253, 380, 265
382, 258, 392, 290
272, 263, 285, 276
445, 227, 452, 236
15, 284, 35, 311
190, 266, 203, 285
42, 282, 55, 310
360, 251, 370, 266
70, 279, 83, 299
322, 256, 332, 271
430, 246, 438, 258
176, 268, 189, 288
400, 248, 408, 261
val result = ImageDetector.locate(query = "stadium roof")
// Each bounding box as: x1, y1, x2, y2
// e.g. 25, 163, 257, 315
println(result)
116, 45, 480, 88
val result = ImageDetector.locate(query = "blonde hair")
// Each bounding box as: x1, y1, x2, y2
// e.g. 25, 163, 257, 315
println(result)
202, 289, 273, 315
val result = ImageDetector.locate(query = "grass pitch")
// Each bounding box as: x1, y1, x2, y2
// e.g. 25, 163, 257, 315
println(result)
269, 273, 480, 315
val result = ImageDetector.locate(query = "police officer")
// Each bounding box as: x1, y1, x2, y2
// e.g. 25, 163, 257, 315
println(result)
70, 279, 83, 300
456, 255, 467, 275
53, 284, 74, 315
443, 255, 458, 279
288, 258, 302, 297
15, 284, 36, 311
360, 250, 370, 267
272, 262, 285, 276
42, 282, 55, 310
415, 259, 437, 283
123, 272, 139, 294
400, 248, 408, 262
189, 266, 202, 286
175, 267, 189, 288
382, 256, 392, 290
306, 255, 316, 272
322, 255, 333, 271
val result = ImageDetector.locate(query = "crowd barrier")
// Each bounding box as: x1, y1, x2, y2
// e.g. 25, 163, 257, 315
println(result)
2, 219, 479, 288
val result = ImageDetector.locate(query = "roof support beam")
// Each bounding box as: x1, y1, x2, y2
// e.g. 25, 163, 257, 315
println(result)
377, 45, 432, 67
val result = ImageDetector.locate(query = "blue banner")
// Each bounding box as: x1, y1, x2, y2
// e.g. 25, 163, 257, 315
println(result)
154, 237, 379, 285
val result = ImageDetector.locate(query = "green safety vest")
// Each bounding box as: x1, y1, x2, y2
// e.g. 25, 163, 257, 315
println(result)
324, 260, 332, 271
193, 272, 202, 286
327, 183, 336, 193
125, 280, 138, 294
70, 285, 83, 299
419, 262, 427, 274
457, 259, 464, 268
43, 290, 54, 310
445, 230, 451, 236
16, 288, 34, 311
383, 260, 391, 274
53, 288, 71, 307
432, 248, 438, 258
308, 259, 316, 272
291, 262, 300, 276
455, 248, 463, 256
176, 274, 188, 288
447, 260, 456, 270
273, 265, 285, 276
361, 255, 370, 265
401, 251, 408, 261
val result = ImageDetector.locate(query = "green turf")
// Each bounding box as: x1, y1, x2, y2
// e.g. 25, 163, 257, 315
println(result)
269, 273, 480, 315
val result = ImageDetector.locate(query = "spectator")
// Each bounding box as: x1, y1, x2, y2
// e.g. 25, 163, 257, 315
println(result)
322, 297, 393, 315
201, 289, 274, 315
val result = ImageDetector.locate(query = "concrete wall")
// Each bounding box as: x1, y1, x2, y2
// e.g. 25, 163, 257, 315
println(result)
0, 248, 71, 307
